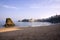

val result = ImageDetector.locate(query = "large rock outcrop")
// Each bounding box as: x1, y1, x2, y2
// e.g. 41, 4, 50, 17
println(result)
4, 18, 15, 27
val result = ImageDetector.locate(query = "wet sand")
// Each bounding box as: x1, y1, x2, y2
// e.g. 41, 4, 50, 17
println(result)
0, 27, 23, 32
0, 24, 60, 40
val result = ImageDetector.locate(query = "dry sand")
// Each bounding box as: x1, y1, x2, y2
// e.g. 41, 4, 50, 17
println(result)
0, 24, 60, 40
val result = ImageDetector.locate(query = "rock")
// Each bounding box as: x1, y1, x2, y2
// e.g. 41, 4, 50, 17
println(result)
4, 18, 15, 27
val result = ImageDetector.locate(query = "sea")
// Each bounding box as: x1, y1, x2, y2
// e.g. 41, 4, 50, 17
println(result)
0, 21, 52, 28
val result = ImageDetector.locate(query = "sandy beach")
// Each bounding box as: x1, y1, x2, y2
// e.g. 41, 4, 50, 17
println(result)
0, 24, 60, 40
0, 27, 23, 32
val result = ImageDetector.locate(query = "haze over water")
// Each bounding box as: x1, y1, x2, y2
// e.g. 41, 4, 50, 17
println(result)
0, 20, 52, 28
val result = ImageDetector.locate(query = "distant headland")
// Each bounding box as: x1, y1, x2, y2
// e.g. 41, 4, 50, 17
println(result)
18, 15, 60, 23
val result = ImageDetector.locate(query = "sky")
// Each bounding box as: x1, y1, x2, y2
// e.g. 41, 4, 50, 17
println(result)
0, 0, 60, 21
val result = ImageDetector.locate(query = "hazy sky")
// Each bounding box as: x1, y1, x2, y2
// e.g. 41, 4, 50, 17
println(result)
0, 0, 60, 20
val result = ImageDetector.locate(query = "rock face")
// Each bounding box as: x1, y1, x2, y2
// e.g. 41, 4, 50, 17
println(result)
4, 18, 15, 27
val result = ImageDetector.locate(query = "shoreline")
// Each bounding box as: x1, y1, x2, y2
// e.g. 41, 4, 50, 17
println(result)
0, 23, 60, 40
0, 23, 60, 32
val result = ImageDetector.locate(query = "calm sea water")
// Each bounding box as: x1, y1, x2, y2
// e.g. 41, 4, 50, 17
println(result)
0, 21, 52, 28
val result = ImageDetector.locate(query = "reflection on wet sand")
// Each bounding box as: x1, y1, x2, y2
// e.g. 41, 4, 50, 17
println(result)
0, 27, 23, 32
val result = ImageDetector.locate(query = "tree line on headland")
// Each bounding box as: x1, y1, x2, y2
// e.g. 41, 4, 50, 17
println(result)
18, 15, 60, 23
40, 15, 60, 23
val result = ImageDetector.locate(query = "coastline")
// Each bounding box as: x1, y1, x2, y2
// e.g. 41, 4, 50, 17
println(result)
0, 23, 60, 40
